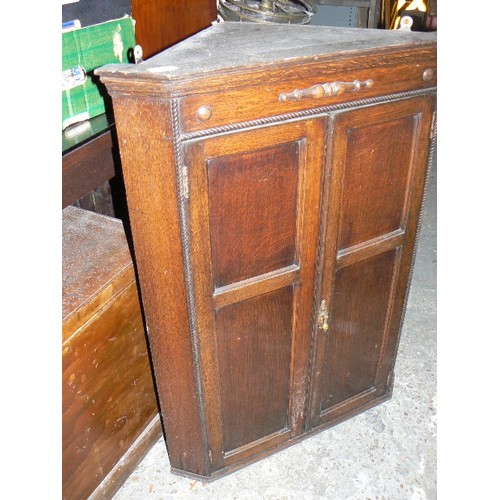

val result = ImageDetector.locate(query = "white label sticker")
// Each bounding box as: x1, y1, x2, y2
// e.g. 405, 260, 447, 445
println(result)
62, 66, 87, 91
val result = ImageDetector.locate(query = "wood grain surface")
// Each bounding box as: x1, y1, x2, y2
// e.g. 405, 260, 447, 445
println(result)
62, 207, 159, 499
131, 0, 216, 59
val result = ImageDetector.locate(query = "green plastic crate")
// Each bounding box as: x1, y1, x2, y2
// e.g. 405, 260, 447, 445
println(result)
62, 16, 136, 129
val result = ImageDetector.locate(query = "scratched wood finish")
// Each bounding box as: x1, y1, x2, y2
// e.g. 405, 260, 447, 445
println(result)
62, 207, 160, 499
178, 50, 436, 134
96, 24, 436, 480
62, 282, 158, 499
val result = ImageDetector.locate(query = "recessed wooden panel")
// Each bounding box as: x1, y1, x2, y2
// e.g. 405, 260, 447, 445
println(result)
215, 287, 294, 454
338, 115, 417, 250
208, 142, 299, 287
320, 250, 397, 412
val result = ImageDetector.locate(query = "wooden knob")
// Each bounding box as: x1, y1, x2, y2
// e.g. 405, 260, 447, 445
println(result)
422, 68, 434, 81
197, 105, 213, 122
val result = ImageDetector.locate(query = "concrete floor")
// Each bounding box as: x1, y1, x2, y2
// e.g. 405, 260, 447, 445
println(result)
113, 157, 437, 500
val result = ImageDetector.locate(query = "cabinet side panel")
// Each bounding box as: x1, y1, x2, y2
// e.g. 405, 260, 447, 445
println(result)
208, 142, 299, 288
215, 287, 294, 454
110, 96, 209, 476
319, 250, 397, 411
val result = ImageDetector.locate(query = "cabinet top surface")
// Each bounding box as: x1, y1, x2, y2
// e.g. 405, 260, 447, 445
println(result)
97, 21, 436, 81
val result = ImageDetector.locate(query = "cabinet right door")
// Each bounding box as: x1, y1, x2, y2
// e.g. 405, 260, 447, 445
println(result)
307, 95, 436, 428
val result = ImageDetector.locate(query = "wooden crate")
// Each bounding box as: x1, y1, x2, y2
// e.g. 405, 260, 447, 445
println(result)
62, 206, 161, 499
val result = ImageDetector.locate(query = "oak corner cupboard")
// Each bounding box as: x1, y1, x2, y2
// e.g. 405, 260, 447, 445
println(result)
96, 21, 437, 481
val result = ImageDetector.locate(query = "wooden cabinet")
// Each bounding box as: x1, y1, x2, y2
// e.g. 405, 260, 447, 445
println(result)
62, 207, 160, 499
131, 0, 216, 59
96, 22, 436, 481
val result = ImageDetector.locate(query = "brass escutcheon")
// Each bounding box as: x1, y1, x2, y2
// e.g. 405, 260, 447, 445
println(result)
318, 299, 330, 332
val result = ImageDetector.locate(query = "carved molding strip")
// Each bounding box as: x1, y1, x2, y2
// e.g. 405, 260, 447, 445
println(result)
171, 100, 211, 472
181, 87, 437, 141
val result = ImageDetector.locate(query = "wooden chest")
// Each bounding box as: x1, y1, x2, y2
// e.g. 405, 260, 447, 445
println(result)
62, 206, 160, 499
97, 22, 437, 481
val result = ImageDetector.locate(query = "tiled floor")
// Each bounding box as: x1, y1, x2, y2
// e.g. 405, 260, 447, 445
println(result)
113, 158, 437, 500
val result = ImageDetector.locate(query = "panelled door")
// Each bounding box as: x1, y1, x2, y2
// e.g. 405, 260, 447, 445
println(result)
307, 96, 435, 428
184, 117, 327, 471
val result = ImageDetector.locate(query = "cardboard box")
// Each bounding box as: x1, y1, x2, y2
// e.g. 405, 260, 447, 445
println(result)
62, 16, 136, 129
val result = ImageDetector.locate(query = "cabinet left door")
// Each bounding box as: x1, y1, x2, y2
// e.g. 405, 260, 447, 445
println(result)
183, 117, 327, 474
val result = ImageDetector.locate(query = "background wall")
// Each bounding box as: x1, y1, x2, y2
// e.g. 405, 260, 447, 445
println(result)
62, 0, 131, 26
310, 5, 359, 27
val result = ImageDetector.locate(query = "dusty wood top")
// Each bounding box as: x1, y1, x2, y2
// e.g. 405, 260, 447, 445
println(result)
62, 206, 133, 323
97, 21, 436, 81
